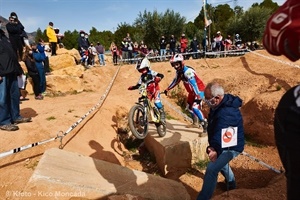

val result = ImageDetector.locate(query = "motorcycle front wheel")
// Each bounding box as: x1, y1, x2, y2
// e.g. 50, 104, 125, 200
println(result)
128, 104, 149, 139
156, 122, 166, 137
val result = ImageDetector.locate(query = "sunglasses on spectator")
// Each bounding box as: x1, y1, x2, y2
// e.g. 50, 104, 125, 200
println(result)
204, 96, 217, 104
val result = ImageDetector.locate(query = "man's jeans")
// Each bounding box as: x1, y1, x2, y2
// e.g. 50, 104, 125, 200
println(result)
0, 74, 21, 125
36, 66, 46, 93
160, 49, 166, 61
98, 54, 105, 65
197, 150, 241, 200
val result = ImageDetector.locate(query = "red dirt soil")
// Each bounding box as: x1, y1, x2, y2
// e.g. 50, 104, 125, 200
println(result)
1, 50, 299, 199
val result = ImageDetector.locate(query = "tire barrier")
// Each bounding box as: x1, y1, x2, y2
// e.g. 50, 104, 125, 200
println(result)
0, 65, 121, 159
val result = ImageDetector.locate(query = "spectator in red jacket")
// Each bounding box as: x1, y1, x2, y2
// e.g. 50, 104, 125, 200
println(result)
180, 33, 188, 54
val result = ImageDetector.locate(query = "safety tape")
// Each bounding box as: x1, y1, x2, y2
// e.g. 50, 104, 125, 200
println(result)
0, 65, 121, 159
241, 152, 283, 174
249, 50, 300, 69
120, 49, 249, 62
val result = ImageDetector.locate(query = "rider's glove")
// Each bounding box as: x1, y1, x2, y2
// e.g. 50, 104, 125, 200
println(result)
263, 0, 300, 61
194, 99, 202, 104
163, 89, 168, 96
128, 86, 134, 90
154, 76, 161, 83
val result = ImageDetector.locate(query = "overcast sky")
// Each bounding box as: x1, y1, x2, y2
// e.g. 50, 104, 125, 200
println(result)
0, 0, 286, 33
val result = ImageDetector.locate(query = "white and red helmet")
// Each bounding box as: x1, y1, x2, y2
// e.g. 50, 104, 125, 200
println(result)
136, 57, 151, 72
170, 53, 184, 70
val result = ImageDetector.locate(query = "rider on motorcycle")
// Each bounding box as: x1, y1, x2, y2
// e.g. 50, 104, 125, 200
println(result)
128, 57, 166, 123
163, 53, 208, 132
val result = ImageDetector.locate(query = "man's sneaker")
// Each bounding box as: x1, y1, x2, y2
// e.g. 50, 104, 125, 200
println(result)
14, 117, 32, 124
35, 95, 44, 100
0, 124, 19, 131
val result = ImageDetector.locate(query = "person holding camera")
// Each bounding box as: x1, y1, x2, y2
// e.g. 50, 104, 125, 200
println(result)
5, 12, 26, 61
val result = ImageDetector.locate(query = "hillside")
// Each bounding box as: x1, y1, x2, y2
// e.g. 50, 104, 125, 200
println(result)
0, 50, 299, 199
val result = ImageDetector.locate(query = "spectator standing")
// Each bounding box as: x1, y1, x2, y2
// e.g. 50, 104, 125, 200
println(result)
180, 33, 188, 55
54, 28, 64, 48
0, 26, 31, 131
121, 37, 129, 62
127, 38, 134, 64
77, 30, 89, 54
169, 35, 177, 56
46, 22, 57, 56
234, 34, 242, 49
84, 33, 90, 47
263, 0, 300, 199
5, 13, 25, 60
197, 82, 245, 200
139, 41, 148, 56
88, 43, 97, 66
190, 37, 199, 59
23, 50, 43, 100
213, 31, 223, 51
9, 12, 30, 50
77, 31, 89, 66
110, 42, 118, 65
160, 35, 167, 61
37, 39, 51, 75
224, 35, 233, 51
31, 43, 46, 96
133, 41, 139, 58
96, 42, 105, 66
202, 36, 208, 52
164, 54, 207, 131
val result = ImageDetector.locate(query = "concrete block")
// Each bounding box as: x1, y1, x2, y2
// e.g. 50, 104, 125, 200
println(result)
145, 119, 208, 176
23, 148, 190, 200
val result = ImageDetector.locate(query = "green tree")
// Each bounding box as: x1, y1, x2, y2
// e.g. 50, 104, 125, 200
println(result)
35, 28, 47, 43
134, 9, 185, 50
238, 6, 272, 42
63, 30, 79, 50
114, 22, 136, 48
252, 0, 280, 13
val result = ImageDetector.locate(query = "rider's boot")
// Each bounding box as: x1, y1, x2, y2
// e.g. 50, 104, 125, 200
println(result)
200, 119, 208, 133
159, 107, 166, 124
186, 115, 199, 128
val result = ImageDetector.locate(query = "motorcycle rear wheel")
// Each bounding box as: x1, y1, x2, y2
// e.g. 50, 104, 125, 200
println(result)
128, 104, 148, 139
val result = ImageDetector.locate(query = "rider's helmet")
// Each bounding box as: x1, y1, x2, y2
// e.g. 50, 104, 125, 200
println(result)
136, 57, 151, 74
170, 53, 184, 71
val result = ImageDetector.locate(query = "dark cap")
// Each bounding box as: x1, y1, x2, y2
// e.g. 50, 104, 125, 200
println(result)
49, 22, 54, 26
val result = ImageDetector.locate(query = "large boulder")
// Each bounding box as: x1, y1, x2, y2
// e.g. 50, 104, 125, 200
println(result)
49, 53, 77, 71
46, 75, 84, 94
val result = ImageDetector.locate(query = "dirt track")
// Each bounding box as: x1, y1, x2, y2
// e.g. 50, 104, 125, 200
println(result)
0, 50, 299, 199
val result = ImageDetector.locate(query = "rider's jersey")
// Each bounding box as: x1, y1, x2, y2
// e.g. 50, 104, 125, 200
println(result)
166, 65, 205, 98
